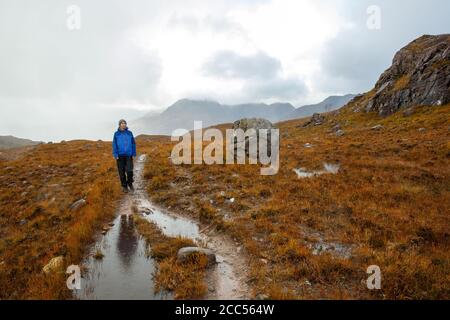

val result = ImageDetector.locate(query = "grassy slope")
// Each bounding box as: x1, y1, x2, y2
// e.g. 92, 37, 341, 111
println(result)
0, 140, 121, 299
139, 103, 450, 299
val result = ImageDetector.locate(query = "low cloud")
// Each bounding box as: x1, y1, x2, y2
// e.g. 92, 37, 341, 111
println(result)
316, 0, 450, 94
202, 50, 308, 101
243, 76, 308, 101
202, 50, 282, 79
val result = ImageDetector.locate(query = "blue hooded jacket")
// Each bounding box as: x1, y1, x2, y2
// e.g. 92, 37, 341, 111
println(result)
112, 128, 136, 158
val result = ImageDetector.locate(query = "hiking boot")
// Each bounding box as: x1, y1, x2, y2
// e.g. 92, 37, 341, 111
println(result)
122, 186, 129, 193
128, 184, 135, 192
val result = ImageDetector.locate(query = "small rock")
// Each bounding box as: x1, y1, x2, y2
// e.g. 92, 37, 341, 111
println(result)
69, 199, 86, 212
331, 124, 341, 132
42, 256, 64, 274
177, 247, 216, 266
371, 125, 383, 131
335, 130, 345, 137
418, 128, 426, 132
140, 207, 153, 215
256, 294, 269, 300
403, 108, 415, 117
304, 143, 313, 148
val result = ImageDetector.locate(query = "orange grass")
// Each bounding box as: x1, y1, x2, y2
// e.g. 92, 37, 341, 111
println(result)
139, 103, 450, 299
0, 140, 121, 299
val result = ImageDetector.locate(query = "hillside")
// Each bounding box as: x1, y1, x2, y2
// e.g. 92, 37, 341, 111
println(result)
137, 35, 450, 299
0, 135, 43, 150
0, 141, 121, 299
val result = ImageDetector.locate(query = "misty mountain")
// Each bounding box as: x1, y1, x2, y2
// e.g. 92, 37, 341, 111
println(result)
0, 135, 43, 150
134, 95, 357, 135
134, 99, 295, 135
283, 94, 358, 120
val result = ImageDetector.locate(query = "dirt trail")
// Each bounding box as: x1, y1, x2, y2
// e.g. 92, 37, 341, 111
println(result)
77, 154, 249, 299
133, 154, 250, 299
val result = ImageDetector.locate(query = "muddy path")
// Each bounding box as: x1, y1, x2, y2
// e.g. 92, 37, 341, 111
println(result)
76, 154, 249, 300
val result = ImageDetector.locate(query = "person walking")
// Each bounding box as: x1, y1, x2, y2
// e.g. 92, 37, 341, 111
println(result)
112, 119, 137, 193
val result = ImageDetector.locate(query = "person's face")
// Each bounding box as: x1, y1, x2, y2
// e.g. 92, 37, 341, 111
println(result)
119, 122, 127, 130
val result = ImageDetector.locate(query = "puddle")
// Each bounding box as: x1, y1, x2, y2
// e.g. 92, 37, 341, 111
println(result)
135, 198, 200, 240
300, 226, 353, 259
75, 154, 198, 300
294, 163, 340, 178
75, 213, 172, 300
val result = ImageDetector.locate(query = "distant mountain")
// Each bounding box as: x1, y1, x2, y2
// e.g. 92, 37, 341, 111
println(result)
134, 99, 295, 135
0, 135, 43, 150
284, 94, 357, 120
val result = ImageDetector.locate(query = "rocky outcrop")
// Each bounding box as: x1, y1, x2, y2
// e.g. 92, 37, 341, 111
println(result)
365, 34, 450, 116
232, 118, 275, 158
232, 118, 274, 132
301, 113, 326, 127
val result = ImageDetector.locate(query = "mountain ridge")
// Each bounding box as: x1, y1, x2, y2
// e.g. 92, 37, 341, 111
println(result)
134, 95, 356, 135
0, 135, 43, 150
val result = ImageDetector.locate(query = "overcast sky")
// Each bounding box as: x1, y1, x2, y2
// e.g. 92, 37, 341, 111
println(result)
0, 0, 449, 141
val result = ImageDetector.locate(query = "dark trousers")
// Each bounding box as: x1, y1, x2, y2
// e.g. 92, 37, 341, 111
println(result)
116, 156, 134, 188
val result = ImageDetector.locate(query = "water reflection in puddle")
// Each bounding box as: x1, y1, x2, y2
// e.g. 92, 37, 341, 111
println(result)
135, 198, 200, 240
75, 214, 172, 300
